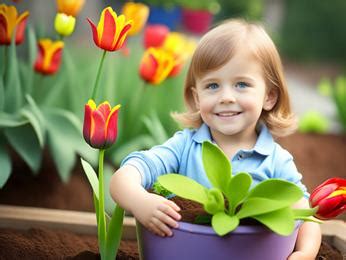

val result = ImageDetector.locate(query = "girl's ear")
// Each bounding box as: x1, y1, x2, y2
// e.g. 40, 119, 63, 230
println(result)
263, 87, 278, 111
192, 87, 200, 109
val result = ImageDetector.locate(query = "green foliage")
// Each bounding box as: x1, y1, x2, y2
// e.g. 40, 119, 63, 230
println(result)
298, 111, 329, 134
152, 181, 173, 198
158, 141, 313, 236
0, 26, 97, 188
215, 0, 263, 21
318, 76, 346, 132
279, 0, 346, 64
176, 0, 220, 13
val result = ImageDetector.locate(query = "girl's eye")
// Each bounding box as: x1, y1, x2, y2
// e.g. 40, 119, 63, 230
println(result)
235, 82, 249, 89
206, 83, 219, 90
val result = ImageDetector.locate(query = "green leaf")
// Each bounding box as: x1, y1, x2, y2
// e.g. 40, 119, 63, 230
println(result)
0, 137, 11, 188
81, 158, 99, 200
0, 77, 4, 111
253, 207, 295, 236
142, 111, 169, 144
20, 96, 46, 147
248, 179, 303, 204
317, 78, 331, 96
202, 141, 231, 192
0, 112, 28, 127
236, 198, 288, 219
105, 205, 125, 260
204, 188, 225, 214
26, 25, 37, 95
292, 208, 317, 218
4, 124, 42, 173
45, 113, 76, 182
226, 172, 252, 214
212, 212, 239, 236
158, 174, 209, 204
4, 38, 22, 113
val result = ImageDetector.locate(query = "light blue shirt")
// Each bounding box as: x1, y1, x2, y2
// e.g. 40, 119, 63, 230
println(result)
121, 123, 308, 198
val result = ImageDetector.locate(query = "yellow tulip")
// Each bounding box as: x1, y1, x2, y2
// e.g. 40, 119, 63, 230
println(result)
54, 13, 76, 37
122, 2, 149, 36
56, 0, 85, 17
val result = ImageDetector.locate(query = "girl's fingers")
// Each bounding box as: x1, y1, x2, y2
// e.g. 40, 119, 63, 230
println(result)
147, 222, 165, 237
160, 202, 181, 221
151, 217, 173, 236
154, 210, 179, 228
165, 200, 181, 212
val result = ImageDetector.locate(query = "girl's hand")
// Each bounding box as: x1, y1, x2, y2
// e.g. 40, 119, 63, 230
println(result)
287, 251, 315, 260
132, 193, 181, 237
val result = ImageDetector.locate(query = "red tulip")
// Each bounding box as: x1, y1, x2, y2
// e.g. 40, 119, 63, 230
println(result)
0, 4, 29, 45
87, 6, 132, 52
309, 178, 346, 220
139, 47, 175, 85
143, 24, 169, 49
83, 99, 120, 149
34, 39, 64, 75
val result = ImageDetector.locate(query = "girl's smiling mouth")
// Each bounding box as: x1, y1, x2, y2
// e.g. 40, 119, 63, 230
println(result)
215, 111, 242, 117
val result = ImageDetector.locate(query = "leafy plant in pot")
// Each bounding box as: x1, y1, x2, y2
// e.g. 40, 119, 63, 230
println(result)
137, 141, 345, 260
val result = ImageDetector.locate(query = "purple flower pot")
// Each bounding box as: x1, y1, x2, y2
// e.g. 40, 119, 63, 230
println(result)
137, 221, 300, 260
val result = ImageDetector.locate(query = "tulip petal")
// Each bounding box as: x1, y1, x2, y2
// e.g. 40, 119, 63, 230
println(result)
99, 8, 116, 51
97, 101, 111, 118
114, 21, 132, 50
105, 105, 120, 147
87, 18, 100, 47
90, 109, 107, 148
83, 103, 93, 145
15, 11, 29, 44
0, 13, 8, 44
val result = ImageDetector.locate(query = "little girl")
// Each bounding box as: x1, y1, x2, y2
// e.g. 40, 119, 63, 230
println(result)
110, 19, 321, 259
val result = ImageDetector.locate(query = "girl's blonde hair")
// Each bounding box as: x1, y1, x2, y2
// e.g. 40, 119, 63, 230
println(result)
172, 19, 297, 138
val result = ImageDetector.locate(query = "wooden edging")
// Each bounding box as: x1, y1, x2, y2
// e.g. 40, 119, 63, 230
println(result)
0, 205, 137, 240
0, 204, 345, 253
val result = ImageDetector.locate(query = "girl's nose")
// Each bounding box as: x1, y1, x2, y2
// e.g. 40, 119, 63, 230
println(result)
219, 87, 236, 104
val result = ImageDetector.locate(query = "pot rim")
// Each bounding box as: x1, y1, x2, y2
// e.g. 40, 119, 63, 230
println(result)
175, 220, 302, 236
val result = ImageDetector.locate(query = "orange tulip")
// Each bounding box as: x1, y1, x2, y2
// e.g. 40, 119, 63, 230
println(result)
83, 99, 121, 149
143, 24, 169, 49
122, 2, 149, 36
34, 39, 64, 75
56, 0, 85, 17
87, 6, 132, 52
0, 4, 29, 45
139, 47, 175, 85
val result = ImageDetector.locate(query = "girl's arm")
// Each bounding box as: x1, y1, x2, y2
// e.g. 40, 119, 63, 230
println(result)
109, 165, 181, 237
288, 198, 321, 260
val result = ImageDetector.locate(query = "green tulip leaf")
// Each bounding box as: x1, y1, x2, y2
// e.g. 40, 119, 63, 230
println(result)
236, 198, 288, 219
158, 174, 208, 204
212, 212, 239, 236
253, 207, 295, 236
204, 188, 225, 214
0, 137, 11, 188
0, 78, 4, 111
4, 38, 22, 113
105, 205, 125, 260
4, 124, 42, 174
81, 158, 99, 200
248, 179, 303, 204
0, 112, 28, 127
202, 141, 231, 193
226, 172, 252, 214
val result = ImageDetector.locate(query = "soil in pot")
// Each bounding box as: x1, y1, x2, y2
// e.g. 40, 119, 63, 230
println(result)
0, 227, 139, 260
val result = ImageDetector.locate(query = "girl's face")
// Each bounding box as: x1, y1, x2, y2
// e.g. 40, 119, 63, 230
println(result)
193, 47, 278, 141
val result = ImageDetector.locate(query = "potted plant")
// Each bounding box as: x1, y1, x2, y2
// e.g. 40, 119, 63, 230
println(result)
136, 141, 345, 260
177, 0, 220, 34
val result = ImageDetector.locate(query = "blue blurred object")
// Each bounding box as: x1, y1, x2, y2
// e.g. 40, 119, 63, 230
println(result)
147, 5, 182, 30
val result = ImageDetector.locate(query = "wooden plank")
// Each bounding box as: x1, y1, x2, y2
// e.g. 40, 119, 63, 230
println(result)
0, 205, 136, 239
0, 205, 345, 251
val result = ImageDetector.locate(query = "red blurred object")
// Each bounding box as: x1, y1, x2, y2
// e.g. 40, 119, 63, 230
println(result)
181, 8, 213, 34
143, 24, 169, 49
309, 177, 346, 220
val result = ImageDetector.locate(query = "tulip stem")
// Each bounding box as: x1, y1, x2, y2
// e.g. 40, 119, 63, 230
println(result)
97, 149, 107, 258
91, 50, 107, 101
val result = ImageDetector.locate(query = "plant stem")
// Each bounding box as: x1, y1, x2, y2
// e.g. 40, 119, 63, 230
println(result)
91, 50, 107, 101
3, 46, 8, 85
98, 149, 107, 259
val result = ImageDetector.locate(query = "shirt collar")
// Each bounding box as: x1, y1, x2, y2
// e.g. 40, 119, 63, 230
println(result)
192, 123, 274, 156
